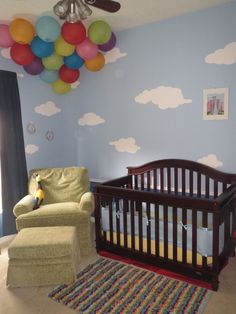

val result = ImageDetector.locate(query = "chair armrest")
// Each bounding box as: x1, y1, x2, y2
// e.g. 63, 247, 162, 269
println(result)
78, 192, 94, 214
13, 195, 35, 218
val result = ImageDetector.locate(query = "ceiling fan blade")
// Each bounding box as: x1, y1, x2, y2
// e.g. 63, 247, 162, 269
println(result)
85, 0, 121, 13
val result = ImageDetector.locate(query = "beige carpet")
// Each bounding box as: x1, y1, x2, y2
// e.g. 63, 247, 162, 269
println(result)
0, 223, 236, 314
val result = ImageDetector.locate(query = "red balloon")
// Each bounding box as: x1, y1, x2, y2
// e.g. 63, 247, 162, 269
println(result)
10, 43, 35, 65
59, 65, 80, 83
61, 22, 86, 45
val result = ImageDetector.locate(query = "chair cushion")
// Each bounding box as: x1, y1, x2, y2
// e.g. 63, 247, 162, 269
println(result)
8, 226, 78, 259
28, 167, 89, 204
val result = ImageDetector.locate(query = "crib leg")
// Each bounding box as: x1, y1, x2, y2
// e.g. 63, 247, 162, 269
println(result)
212, 276, 219, 291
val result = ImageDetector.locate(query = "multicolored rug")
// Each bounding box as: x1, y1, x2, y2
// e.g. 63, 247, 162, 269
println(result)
48, 258, 212, 314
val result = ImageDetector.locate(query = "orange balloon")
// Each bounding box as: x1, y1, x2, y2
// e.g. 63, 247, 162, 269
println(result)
9, 18, 35, 44
85, 52, 105, 72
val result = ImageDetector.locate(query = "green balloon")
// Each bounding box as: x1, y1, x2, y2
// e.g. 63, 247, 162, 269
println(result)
88, 20, 112, 45
51, 79, 71, 94
42, 52, 64, 70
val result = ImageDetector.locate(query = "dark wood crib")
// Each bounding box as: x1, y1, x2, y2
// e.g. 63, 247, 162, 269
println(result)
94, 159, 236, 290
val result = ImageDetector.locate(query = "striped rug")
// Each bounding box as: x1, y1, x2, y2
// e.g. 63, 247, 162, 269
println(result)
48, 257, 211, 313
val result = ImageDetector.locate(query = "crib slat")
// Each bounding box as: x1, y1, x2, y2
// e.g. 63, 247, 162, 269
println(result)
154, 169, 157, 191
182, 208, 187, 264
147, 203, 151, 255
189, 170, 193, 196
123, 199, 128, 248
182, 168, 186, 196
147, 171, 151, 191
224, 206, 230, 245
160, 168, 164, 192
109, 198, 113, 244
192, 210, 197, 267
205, 176, 210, 198
202, 211, 208, 267
197, 173, 201, 197
167, 167, 171, 193
223, 182, 227, 192
173, 207, 177, 262
116, 199, 120, 246
141, 173, 144, 190
138, 201, 143, 253
214, 180, 218, 198
134, 175, 138, 190
155, 204, 159, 256
164, 205, 168, 259
174, 167, 178, 194
130, 200, 135, 250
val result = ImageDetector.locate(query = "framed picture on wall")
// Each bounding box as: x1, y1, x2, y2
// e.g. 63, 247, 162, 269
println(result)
203, 88, 229, 120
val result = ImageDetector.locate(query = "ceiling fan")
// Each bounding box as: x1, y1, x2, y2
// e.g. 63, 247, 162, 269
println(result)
53, 0, 121, 22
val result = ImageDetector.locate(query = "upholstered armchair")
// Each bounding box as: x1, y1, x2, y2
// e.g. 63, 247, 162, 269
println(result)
13, 167, 94, 255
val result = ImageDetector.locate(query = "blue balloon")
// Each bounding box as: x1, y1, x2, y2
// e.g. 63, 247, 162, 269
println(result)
31, 36, 54, 58
64, 51, 84, 69
40, 69, 58, 83
36, 16, 60, 42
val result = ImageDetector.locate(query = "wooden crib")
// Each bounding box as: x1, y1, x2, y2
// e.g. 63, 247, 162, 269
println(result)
94, 159, 236, 290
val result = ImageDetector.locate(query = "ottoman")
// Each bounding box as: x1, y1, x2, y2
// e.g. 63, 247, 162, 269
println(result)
6, 226, 80, 287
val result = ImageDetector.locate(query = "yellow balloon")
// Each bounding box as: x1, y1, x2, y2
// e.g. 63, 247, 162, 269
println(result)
42, 52, 64, 70
85, 52, 105, 72
52, 79, 71, 94
54, 36, 75, 56
9, 18, 35, 44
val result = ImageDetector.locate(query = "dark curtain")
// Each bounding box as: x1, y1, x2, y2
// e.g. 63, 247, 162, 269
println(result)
0, 70, 28, 236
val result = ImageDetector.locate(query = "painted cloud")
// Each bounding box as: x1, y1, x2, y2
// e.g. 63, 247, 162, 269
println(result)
205, 42, 236, 65
25, 144, 39, 155
105, 47, 127, 64
197, 154, 223, 168
78, 112, 105, 126
71, 81, 80, 89
1, 48, 11, 59
35, 101, 61, 117
135, 86, 192, 110
109, 137, 140, 154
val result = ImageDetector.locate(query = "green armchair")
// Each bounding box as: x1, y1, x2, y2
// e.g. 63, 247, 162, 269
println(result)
13, 167, 94, 255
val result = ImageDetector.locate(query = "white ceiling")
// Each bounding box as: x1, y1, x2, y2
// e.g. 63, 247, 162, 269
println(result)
0, 0, 235, 31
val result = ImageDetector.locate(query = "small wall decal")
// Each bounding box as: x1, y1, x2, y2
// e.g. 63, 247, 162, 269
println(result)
25, 144, 39, 155
105, 47, 127, 64
109, 137, 140, 154
0, 48, 11, 59
26, 121, 36, 134
71, 81, 80, 89
78, 112, 105, 126
45, 129, 54, 141
135, 86, 192, 109
34, 101, 61, 117
17, 73, 24, 78
197, 154, 223, 168
205, 42, 236, 65
203, 88, 228, 120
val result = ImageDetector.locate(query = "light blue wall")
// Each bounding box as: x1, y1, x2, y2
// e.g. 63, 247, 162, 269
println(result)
0, 2, 236, 183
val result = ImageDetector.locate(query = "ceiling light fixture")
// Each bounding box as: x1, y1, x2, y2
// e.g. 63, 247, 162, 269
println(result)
53, 0, 92, 23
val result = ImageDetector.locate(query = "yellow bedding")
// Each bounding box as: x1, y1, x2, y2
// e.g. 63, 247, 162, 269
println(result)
106, 231, 212, 266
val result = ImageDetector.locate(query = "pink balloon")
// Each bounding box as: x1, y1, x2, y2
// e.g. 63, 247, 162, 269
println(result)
76, 37, 98, 60
0, 24, 14, 48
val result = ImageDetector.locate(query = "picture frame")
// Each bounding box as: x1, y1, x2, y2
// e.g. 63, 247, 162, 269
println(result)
203, 88, 229, 120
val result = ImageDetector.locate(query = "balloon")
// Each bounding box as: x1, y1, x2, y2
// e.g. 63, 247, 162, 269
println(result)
42, 52, 64, 70
85, 52, 105, 72
52, 79, 71, 94
64, 51, 84, 69
61, 22, 86, 45
55, 36, 75, 57
40, 69, 58, 83
99, 32, 116, 52
59, 65, 80, 83
88, 20, 112, 45
0, 24, 14, 48
76, 38, 98, 60
9, 19, 35, 44
10, 43, 35, 65
31, 36, 54, 58
23, 57, 44, 75
36, 16, 60, 42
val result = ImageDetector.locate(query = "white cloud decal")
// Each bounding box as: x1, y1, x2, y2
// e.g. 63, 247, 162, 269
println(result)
205, 42, 236, 65
1, 48, 11, 59
105, 47, 127, 64
78, 112, 105, 126
17, 73, 24, 78
109, 137, 140, 154
197, 154, 223, 168
25, 144, 39, 155
34, 101, 61, 117
135, 86, 192, 110
71, 81, 80, 89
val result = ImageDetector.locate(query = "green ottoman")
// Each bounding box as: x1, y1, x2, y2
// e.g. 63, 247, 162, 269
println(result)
7, 226, 80, 287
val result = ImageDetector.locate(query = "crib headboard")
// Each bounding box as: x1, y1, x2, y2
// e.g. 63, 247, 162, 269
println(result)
127, 159, 236, 198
